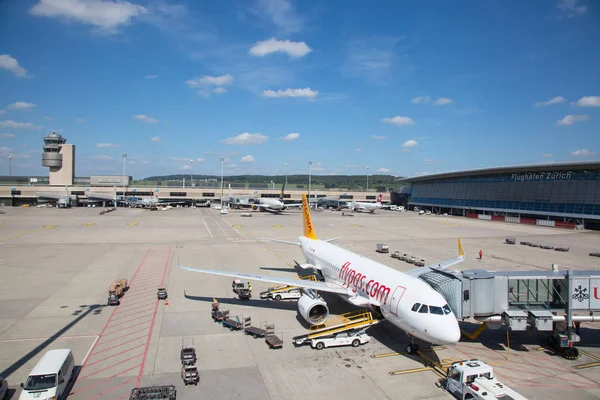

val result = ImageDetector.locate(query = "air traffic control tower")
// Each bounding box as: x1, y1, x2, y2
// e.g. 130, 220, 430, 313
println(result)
42, 132, 75, 186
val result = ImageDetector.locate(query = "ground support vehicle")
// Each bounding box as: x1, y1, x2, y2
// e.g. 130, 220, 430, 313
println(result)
398, 253, 408, 261
107, 293, 120, 306
444, 359, 528, 400
243, 316, 267, 338
260, 286, 302, 301
181, 365, 199, 387
407, 255, 417, 264
108, 278, 129, 305
505, 237, 516, 244
211, 301, 228, 322
222, 314, 243, 331
180, 337, 196, 366
415, 259, 425, 267
265, 324, 283, 349
376, 244, 389, 253
157, 287, 168, 300
129, 385, 177, 399
232, 279, 252, 300
299, 329, 372, 350
548, 331, 581, 359
391, 250, 400, 259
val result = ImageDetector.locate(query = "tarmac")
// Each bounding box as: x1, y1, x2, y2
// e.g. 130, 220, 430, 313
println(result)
0, 205, 599, 400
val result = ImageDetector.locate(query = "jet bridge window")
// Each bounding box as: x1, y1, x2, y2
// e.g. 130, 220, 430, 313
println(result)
418, 304, 429, 314
411, 303, 421, 312
429, 306, 444, 315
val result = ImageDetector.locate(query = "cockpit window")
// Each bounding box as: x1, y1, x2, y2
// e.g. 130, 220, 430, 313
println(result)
430, 306, 444, 315
418, 304, 429, 313
443, 304, 452, 315
411, 303, 421, 312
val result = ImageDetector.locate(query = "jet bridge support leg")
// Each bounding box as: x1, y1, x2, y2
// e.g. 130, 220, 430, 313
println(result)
461, 322, 488, 341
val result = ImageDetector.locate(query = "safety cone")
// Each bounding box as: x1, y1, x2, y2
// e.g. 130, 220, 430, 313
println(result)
165, 298, 169, 306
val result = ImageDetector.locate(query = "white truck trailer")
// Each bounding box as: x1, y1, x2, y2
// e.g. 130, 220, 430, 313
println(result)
444, 359, 528, 400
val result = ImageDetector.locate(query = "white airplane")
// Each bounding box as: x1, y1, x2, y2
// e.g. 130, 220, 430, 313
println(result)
179, 193, 465, 353
251, 183, 301, 213
351, 193, 383, 213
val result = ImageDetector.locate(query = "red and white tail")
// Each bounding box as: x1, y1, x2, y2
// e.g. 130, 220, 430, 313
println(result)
377, 194, 382, 203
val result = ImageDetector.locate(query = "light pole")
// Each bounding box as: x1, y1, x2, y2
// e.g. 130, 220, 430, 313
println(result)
308, 160, 313, 209
122, 153, 127, 206
366, 166, 369, 192
220, 157, 225, 207
8, 155, 12, 176
190, 159, 194, 188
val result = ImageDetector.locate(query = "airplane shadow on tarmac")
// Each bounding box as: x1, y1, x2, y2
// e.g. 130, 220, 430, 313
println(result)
0, 304, 104, 396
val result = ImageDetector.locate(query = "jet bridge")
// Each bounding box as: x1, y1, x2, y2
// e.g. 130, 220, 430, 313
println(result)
418, 267, 600, 358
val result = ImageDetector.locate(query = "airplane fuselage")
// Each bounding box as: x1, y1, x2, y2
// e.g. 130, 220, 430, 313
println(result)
299, 237, 461, 345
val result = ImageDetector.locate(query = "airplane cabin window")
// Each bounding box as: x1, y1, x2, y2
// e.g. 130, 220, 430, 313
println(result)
430, 306, 444, 315
418, 304, 429, 313
411, 303, 421, 312
443, 304, 452, 315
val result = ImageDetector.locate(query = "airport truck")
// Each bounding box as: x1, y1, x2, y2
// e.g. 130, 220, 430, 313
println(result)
444, 359, 528, 400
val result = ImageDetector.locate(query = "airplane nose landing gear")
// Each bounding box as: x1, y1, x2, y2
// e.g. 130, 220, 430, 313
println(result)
406, 334, 420, 354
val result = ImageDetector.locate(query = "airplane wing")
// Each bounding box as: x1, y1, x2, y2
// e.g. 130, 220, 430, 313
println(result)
283, 203, 303, 208
178, 263, 350, 295
406, 238, 465, 277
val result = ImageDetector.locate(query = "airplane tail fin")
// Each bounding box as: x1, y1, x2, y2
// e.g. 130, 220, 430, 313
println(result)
279, 182, 286, 201
458, 238, 465, 258
302, 193, 318, 240
377, 193, 382, 204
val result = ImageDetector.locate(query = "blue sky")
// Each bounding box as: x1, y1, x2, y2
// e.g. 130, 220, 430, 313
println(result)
0, 0, 599, 179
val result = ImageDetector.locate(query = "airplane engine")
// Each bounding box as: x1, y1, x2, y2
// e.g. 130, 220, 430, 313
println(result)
297, 293, 329, 325
252, 205, 258, 210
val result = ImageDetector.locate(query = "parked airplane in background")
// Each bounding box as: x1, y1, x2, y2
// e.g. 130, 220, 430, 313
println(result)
251, 183, 302, 213
351, 193, 383, 213
179, 193, 465, 353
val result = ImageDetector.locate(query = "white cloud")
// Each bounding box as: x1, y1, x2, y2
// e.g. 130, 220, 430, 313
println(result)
311, 161, 324, 172
249, 38, 312, 58
181, 165, 191, 170
570, 148, 596, 157
433, 97, 454, 106
133, 114, 158, 123
30, 0, 148, 33
145, 74, 158, 79
43, 115, 54, 120
411, 96, 431, 104
0, 133, 16, 138
142, 160, 149, 165
185, 74, 233, 96
382, 116, 415, 126
0, 110, 5, 115
221, 132, 268, 145
0, 55, 30, 77
557, 114, 589, 125
282, 132, 300, 141
343, 36, 405, 85
371, 135, 386, 140
7, 101, 36, 110
196, 157, 204, 162
411, 96, 453, 105
377, 168, 391, 173
262, 88, 318, 99
403, 139, 419, 148
557, 0, 587, 17
241, 155, 255, 162
0, 120, 43, 130
90, 155, 113, 161
150, 136, 160, 142
576, 96, 600, 107
0, 146, 13, 153
355, 148, 363, 152
75, 118, 86, 123
128, 160, 135, 164
170, 157, 190, 162
252, 0, 303, 34
533, 96, 566, 107
96, 143, 120, 148
541, 153, 554, 158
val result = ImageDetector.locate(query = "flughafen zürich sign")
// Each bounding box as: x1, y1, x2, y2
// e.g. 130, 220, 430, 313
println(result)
511, 171, 573, 182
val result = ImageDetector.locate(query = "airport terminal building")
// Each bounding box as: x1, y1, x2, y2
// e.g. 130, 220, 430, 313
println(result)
397, 161, 600, 230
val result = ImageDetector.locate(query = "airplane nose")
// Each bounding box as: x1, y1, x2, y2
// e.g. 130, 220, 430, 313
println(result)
429, 321, 461, 345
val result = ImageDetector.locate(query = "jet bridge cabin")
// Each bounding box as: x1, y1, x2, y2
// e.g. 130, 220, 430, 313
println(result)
417, 268, 600, 331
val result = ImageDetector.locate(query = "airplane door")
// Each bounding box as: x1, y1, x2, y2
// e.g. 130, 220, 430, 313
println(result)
391, 286, 406, 316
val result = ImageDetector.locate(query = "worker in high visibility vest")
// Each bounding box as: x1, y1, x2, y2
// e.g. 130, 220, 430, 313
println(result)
248, 282, 252, 292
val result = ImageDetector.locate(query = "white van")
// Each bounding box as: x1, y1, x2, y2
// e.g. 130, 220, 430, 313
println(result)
20, 349, 74, 400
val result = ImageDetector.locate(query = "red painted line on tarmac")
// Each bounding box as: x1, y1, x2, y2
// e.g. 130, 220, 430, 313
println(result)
103, 311, 154, 330
92, 335, 148, 355
118, 294, 155, 306
0, 335, 98, 343
79, 353, 145, 380
111, 305, 156, 321
70, 363, 142, 397
87, 376, 137, 400
126, 249, 155, 286
83, 343, 146, 369
113, 298, 156, 312
136, 247, 171, 387
101, 323, 151, 340
130, 272, 165, 282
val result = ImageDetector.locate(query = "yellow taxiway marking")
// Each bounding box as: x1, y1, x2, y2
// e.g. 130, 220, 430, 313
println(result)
580, 350, 600, 362
575, 361, 600, 370
272, 225, 283, 228
389, 367, 432, 376
439, 222, 460, 227
371, 346, 447, 358
0, 222, 4, 227
42, 225, 56, 229
0, 228, 43, 242
83, 222, 96, 226
233, 224, 243, 228
351, 224, 363, 228
127, 220, 139, 226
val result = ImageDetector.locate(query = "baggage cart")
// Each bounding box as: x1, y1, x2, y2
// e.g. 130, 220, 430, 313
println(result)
129, 385, 176, 400
180, 337, 196, 366
376, 244, 389, 253
391, 250, 400, 259
265, 324, 283, 349
243, 316, 267, 338
222, 314, 243, 331
181, 365, 199, 387
211, 301, 228, 322
504, 237, 516, 245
